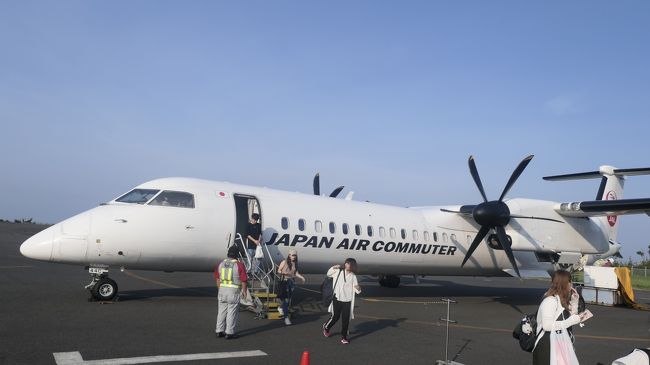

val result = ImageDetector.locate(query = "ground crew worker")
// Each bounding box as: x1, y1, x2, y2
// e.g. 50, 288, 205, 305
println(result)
214, 245, 248, 339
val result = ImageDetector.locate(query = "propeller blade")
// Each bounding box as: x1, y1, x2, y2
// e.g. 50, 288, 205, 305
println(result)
510, 214, 564, 223
461, 226, 490, 267
498, 155, 534, 201
313, 173, 320, 196
496, 226, 520, 278
329, 186, 345, 198
468, 156, 489, 203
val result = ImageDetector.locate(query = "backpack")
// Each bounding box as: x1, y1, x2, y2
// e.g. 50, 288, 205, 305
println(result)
513, 312, 538, 352
320, 269, 342, 305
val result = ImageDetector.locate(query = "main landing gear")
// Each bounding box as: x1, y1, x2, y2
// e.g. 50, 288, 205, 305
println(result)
378, 275, 401, 288
85, 267, 119, 302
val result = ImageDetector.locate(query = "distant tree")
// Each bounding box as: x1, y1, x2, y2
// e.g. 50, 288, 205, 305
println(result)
647, 244, 650, 258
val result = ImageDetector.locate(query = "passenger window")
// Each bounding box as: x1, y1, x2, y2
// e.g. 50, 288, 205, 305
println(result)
116, 189, 159, 204
342, 223, 349, 235
281, 217, 289, 230
355, 224, 361, 236
433, 232, 438, 242
315, 220, 323, 233
389, 228, 396, 239
442, 233, 448, 243
379, 227, 386, 238
467, 235, 472, 244
424, 231, 430, 242
412, 230, 419, 241
450, 233, 456, 242
367, 226, 373, 237
298, 219, 306, 231
149, 191, 195, 208
329, 222, 336, 234
401, 229, 407, 240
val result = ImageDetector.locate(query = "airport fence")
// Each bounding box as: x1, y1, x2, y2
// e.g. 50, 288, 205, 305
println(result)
631, 267, 650, 277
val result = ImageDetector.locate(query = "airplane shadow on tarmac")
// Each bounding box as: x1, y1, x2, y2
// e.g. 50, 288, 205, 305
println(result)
117, 286, 217, 301
116, 277, 547, 316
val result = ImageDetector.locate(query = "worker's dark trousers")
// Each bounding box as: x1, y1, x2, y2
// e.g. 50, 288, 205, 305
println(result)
324, 297, 351, 338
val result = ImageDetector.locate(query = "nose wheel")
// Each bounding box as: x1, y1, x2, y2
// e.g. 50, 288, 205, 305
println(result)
85, 267, 119, 302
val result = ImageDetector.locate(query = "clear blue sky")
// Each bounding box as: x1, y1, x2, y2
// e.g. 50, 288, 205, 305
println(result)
1, 1, 649, 260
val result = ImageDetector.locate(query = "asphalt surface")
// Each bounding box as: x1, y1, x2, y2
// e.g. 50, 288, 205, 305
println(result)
1, 222, 649, 365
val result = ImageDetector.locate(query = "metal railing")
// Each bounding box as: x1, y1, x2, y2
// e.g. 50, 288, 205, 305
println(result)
232, 233, 281, 318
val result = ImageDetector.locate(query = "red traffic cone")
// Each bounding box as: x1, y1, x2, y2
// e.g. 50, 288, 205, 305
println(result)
299, 351, 310, 365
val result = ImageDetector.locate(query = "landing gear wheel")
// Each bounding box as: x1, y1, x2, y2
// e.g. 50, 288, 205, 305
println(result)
92, 277, 118, 301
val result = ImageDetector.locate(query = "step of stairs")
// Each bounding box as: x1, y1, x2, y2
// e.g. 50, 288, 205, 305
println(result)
252, 292, 277, 299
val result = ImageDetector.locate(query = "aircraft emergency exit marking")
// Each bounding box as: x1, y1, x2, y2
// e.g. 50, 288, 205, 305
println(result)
265, 233, 458, 256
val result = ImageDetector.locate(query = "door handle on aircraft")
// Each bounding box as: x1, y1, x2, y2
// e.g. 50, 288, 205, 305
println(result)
185, 225, 195, 230
114, 219, 128, 223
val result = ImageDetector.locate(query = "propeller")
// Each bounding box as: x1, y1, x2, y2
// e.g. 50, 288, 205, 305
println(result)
450, 155, 560, 278
313, 173, 345, 198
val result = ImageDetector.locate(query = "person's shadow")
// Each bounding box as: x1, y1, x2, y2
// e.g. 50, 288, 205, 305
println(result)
348, 317, 407, 340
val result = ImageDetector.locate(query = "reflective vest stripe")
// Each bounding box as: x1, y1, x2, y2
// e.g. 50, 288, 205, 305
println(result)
219, 260, 240, 288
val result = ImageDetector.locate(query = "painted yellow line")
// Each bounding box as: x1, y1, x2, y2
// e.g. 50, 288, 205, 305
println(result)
295, 286, 321, 294
356, 314, 650, 343
296, 287, 444, 304
362, 298, 445, 305
0, 265, 33, 269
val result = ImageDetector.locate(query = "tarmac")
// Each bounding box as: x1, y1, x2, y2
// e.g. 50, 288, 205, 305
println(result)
1, 222, 649, 365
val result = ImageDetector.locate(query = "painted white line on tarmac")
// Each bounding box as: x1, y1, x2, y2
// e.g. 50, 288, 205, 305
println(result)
53, 350, 268, 365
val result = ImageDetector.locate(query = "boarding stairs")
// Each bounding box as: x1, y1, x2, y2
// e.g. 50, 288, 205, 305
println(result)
231, 234, 284, 320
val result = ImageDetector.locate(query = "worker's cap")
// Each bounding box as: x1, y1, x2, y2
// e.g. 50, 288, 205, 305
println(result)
607, 257, 615, 263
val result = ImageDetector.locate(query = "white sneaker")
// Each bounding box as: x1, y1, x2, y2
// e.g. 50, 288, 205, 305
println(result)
278, 307, 284, 316
284, 317, 292, 326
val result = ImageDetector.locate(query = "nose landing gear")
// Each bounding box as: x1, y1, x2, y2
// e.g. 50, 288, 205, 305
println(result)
85, 267, 119, 302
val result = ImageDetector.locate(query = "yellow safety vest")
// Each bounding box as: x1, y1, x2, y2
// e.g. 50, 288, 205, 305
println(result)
219, 259, 241, 289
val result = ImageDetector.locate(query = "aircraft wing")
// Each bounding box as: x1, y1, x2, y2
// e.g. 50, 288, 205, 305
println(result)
554, 198, 650, 217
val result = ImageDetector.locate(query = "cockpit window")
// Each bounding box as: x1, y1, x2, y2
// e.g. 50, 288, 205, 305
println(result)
148, 191, 195, 208
115, 189, 160, 204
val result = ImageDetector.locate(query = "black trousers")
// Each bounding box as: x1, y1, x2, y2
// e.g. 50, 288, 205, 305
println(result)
324, 298, 351, 338
532, 331, 550, 365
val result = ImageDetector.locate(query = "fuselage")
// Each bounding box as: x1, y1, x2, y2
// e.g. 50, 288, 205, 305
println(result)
20, 177, 612, 276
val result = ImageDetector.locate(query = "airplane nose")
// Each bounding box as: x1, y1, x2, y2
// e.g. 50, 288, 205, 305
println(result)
20, 227, 55, 261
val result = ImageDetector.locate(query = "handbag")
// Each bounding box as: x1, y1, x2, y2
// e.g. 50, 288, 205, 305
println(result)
254, 245, 264, 259
512, 313, 538, 352
320, 269, 342, 305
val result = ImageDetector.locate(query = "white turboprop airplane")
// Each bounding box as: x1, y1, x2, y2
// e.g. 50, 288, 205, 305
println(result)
20, 156, 650, 301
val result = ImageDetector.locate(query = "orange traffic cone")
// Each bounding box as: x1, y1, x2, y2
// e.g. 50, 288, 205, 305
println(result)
299, 351, 310, 365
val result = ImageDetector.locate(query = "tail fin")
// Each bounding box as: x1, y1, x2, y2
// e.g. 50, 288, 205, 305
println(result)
544, 165, 650, 241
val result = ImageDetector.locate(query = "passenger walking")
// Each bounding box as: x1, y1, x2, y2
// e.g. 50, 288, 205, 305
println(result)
246, 213, 262, 274
322, 258, 361, 344
214, 246, 248, 339
533, 270, 591, 364
277, 249, 305, 326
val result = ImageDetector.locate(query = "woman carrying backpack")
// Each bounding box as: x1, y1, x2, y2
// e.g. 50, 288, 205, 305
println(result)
533, 270, 591, 365
322, 258, 361, 344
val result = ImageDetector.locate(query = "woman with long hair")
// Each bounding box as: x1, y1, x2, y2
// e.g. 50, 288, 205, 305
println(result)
322, 258, 361, 344
533, 270, 590, 364
277, 249, 305, 326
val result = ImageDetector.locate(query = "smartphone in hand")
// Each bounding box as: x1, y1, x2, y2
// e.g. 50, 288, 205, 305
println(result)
579, 309, 593, 322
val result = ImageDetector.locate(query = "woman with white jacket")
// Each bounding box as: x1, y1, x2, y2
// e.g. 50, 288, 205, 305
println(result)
533, 270, 591, 365
322, 258, 361, 344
